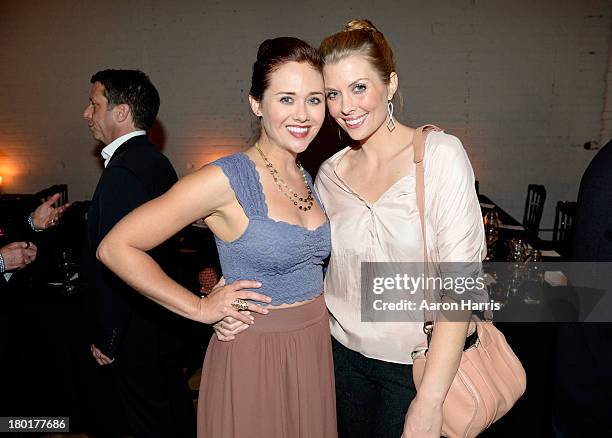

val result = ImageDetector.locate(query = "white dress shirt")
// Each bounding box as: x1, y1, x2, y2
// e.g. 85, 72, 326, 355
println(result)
101, 130, 146, 167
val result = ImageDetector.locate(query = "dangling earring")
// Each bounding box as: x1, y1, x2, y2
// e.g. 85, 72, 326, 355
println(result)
337, 127, 343, 145
386, 100, 396, 132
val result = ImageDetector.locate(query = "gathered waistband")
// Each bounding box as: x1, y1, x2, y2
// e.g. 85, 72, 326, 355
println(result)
248, 294, 328, 333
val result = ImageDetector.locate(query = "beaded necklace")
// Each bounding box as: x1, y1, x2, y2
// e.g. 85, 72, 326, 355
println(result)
254, 143, 314, 211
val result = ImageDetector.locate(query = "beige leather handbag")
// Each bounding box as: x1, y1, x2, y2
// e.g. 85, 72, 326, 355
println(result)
410, 125, 527, 438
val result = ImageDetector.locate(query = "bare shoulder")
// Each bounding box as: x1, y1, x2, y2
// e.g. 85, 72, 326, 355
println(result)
163, 161, 235, 215
186, 162, 231, 192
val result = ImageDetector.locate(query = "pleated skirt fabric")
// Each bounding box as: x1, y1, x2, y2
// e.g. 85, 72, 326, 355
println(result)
198, 294, 337, 438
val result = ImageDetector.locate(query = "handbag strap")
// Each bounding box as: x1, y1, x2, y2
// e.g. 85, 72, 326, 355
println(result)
413, 124, 442, 343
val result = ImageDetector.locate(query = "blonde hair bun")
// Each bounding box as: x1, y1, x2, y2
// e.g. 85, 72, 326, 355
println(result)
344, 19, 379, 33
320, 18, 396, 92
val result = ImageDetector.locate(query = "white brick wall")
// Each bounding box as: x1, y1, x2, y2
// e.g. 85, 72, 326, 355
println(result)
0, 0, 610, 230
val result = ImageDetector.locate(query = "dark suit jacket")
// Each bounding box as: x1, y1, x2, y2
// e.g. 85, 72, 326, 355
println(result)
85, 134, 185, 369
0, 211, 38, 385
553, 140, 612, 434
572, 140, 612, 262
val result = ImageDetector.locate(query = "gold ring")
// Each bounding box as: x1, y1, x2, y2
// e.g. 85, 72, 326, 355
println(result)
231, 299, 249, 311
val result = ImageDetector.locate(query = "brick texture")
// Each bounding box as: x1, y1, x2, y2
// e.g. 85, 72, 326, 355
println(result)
0, 0, 610, 230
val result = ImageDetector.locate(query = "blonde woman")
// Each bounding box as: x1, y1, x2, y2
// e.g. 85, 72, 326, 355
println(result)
315, 20, 485, 437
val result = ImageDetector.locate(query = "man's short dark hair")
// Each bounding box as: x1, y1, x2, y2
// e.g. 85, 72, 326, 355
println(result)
90, 69, 160, 130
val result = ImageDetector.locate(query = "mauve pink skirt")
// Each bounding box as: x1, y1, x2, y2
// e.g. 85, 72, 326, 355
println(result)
198, 294, 337, 438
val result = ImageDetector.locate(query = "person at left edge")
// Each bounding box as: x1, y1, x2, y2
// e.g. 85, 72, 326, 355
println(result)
83, 69, 195, 438
0, 192, 69, 282
0, 194, 67, 416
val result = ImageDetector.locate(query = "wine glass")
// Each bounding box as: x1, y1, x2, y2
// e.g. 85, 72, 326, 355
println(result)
523, 250, 543, 304
59, 249, 78, 296
508, 237, 528, 262
483, 211, 500, 260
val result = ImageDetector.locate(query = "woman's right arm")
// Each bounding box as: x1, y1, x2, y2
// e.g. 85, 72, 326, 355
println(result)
97, 165, 271, 325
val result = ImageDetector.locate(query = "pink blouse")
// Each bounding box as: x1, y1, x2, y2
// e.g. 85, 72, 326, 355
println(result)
315, 131, 486, 364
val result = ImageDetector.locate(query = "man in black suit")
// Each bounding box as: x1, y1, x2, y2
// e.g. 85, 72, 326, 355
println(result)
0, 194, 68, 414
552, 139, 612, 436
83, 69, 195, 437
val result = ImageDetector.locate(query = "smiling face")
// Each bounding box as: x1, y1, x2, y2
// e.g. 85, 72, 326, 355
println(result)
250, 61, 325, 154
323, 55, 397, 142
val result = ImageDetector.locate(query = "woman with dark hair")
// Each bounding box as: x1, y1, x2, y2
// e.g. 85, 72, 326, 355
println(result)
97, 37, 337, 438
315, 19, 486, 438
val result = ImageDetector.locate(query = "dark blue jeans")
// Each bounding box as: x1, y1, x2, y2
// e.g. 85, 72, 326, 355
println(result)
332, 337, 417, 438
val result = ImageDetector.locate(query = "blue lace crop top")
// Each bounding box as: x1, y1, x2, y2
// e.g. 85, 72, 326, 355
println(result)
211, 153, 331, 306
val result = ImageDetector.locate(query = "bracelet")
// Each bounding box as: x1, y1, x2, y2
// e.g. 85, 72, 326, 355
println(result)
0, 253, 5, 273
28, 212, 44, 232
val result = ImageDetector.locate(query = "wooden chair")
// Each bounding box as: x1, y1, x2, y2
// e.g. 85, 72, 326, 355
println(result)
522, 184, 546, 238
552, 201, 577, 258
35, 184, 68, 205
34, 184, 68, 205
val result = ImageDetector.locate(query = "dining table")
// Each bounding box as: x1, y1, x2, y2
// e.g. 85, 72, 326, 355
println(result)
479, 194, 564, 260
477, 193, 562, 437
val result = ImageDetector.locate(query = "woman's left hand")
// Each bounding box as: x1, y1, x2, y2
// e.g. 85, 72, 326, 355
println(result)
213, 314, 251, 341
401, 396, 443, 438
